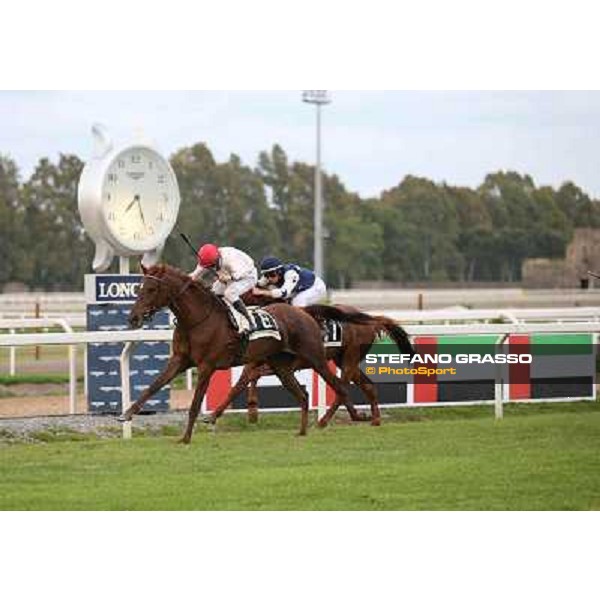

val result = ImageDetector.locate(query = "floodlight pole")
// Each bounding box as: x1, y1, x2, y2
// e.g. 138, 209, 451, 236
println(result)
303, 91, 331, 279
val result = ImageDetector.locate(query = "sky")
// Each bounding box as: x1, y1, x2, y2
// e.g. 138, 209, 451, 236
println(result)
1, 90, 600, 199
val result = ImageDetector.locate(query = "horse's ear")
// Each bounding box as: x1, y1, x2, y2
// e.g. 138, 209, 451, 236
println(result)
140, 261, 148, 275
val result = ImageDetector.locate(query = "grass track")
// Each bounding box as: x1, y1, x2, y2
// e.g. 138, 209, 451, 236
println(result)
1, 404, 599, 510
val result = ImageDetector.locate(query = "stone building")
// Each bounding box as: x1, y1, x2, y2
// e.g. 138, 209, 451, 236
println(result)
523, 228, 600, 288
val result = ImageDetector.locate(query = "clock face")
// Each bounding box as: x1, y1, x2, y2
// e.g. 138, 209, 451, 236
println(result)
100, 147, 180, 252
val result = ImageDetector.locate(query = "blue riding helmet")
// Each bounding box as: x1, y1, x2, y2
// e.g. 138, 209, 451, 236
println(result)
260, 256, 284, 275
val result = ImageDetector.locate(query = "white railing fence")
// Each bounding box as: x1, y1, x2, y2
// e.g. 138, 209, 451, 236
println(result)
1, 321, 599, 438
3, 306, 600, 325
384, 306, 600, 324
0, 318, 78, 413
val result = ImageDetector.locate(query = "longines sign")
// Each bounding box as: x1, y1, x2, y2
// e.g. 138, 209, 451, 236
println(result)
84, 274, 142, 304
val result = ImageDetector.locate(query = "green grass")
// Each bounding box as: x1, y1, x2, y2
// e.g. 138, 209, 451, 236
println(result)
0, 403, 599, 510
0, 374, 85, 385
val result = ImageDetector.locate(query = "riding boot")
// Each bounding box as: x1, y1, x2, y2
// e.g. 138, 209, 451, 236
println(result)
232, 299, 257, 334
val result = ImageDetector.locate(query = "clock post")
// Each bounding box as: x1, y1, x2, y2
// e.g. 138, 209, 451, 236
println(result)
120, 256, 130, 275
78, 125, 181, 414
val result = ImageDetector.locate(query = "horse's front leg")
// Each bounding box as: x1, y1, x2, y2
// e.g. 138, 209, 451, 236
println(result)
118, 353, 190, 422
179, 364, 214, 444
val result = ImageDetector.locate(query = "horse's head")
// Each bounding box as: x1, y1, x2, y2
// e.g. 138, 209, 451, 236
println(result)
129, 263, 181, 329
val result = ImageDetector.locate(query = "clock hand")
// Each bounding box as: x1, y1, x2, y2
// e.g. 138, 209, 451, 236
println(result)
125, 197, 138, 213
137, 199, 147, 227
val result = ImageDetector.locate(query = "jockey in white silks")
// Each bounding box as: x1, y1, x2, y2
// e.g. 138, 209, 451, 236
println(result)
253, 256, 327, 307
189, 243, 258, 332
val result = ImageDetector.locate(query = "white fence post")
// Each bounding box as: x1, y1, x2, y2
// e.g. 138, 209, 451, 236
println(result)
494, 384, 504, 420
318, 375, 327, 421
69, 345, 77, 414
83, 344, 88, 400
9, 328, 16, 376
120, 341, 134, 440
494, 363, 504, 421
494, 333, 511, 420
57, 319, 77, 415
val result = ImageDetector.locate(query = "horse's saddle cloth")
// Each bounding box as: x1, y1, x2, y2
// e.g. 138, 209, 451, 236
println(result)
323, 319, 343, 347
225, 302, 281, 341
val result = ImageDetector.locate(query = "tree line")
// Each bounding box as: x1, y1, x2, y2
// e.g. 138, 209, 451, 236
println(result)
1, 142, 599, 291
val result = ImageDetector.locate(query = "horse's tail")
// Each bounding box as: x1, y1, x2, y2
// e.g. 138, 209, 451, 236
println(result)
302, 304, 375, 325
374, 316, 416, 358
303, 304, 415, 357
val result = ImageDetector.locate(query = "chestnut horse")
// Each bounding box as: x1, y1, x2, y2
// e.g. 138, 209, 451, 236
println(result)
120, 264, 355, 442
205, 304, 415, 427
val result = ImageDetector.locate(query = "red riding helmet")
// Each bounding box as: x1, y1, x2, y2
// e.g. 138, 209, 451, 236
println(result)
198, 243, 220, 268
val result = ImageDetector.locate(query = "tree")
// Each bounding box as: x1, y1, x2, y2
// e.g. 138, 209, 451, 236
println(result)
21, 154, 90, 289
215, 153, 280, 259
476, 172, 571, 280
448, 185, 493, 281
555, 181, 600, 228
0, 155, 26, 288
166, 144, 279, 270
376, 176, 463, 281
257, 145, 314, 265
325, 179, 384, 287
4, 139, 600, 290
166, 143, 225, 270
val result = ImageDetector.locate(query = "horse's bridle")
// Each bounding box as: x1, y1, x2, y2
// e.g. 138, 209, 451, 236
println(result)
140, 273, 213, 330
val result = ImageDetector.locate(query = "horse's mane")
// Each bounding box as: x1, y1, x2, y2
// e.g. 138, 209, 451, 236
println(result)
146, 263, 189, 280
147, 263, 225, 311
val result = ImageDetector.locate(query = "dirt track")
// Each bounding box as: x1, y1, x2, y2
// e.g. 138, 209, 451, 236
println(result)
0, 388, 194, 419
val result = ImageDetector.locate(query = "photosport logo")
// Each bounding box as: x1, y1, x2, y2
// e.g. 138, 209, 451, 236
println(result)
361, 343, 535, 382
358, 337, 596, 403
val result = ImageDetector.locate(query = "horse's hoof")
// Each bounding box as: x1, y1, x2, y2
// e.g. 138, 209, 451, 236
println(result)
371, 420, 382, 427
177, 437, 191, 445
201, 414, 215, 425
355, 412, 371, 422
116, 414, 131, 423
316, 419, 328, 429
297, 431, 307, 437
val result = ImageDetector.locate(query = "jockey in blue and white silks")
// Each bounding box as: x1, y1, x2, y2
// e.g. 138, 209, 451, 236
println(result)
254, 256, 327, 307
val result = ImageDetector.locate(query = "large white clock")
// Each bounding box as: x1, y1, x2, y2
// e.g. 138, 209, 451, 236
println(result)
78, 124, 181, 271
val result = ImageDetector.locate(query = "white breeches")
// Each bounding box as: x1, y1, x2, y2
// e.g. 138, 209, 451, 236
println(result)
212, 270, 258, 304
291, 277, 327, 307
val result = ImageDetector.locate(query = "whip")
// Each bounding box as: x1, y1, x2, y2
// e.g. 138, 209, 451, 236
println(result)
179, 231, 198, 258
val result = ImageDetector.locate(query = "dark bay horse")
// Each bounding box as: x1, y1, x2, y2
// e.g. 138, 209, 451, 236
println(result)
205, 304, 415, 427
120, 264, 354, 442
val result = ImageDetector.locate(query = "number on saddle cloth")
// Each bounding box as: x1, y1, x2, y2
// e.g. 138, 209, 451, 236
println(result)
220, 299, 281, 340
323, 319, 343, 347
247, 307, 280, 339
